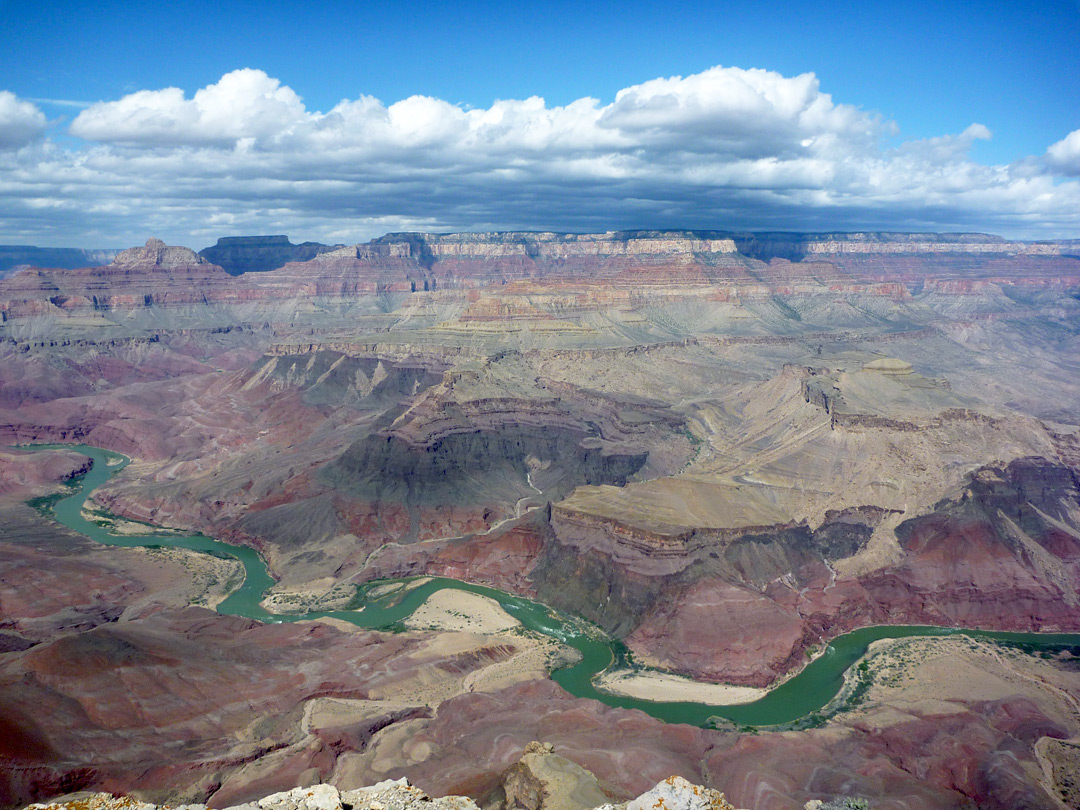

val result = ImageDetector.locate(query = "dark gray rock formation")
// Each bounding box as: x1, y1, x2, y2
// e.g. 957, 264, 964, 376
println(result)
198, 235, 339, 275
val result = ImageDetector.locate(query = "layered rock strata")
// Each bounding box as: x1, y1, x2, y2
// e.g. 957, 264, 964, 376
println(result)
5, 231, 1079, 323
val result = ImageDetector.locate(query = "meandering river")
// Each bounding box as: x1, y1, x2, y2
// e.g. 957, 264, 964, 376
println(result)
27, 444, 1080, 728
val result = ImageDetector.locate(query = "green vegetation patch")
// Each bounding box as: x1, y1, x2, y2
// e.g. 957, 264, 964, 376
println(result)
26, 490, 70, 518
25, 472, 84, 519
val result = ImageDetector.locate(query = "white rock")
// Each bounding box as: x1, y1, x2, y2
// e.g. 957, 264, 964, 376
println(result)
340, 777, 409, 799
626, 776, 735, 810
23, 796, 157, 810
258, 784, 342, 810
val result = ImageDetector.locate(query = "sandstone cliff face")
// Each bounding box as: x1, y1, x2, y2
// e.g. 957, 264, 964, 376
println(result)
0, 238, 236, 317
6, 230, 1076, 322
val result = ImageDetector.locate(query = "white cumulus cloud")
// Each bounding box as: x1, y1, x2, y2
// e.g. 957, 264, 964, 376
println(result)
599, 66, 878, 160
0, 66, 1078, 246
70, 68, 307, 145
1046, 129, 1080, 176
0, 92, 47, 149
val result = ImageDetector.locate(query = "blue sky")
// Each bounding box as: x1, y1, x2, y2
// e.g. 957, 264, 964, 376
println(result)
1, 0, 1079, 247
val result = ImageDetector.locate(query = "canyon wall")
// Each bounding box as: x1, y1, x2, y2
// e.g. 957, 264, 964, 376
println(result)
3, 232, 1080, 321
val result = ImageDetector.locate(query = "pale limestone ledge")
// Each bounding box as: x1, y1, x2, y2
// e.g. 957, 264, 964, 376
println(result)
324, 236, 737, 261
423, 237, 737, 258
805, 240, 1063, 254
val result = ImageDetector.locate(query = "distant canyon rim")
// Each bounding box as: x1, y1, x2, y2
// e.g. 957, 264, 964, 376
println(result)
2, 229, 1080, 810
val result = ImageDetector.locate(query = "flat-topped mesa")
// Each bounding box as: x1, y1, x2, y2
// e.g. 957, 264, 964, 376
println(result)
763, 234, 1080, 290
198, 235, 339, 275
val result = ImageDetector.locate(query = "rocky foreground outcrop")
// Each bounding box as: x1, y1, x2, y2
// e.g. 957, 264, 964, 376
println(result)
19, 778, 738, 810
22, 761, 745, 810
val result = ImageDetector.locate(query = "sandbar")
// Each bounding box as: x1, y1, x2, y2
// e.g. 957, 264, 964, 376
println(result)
404, 588, 521, 634
595, 668, 767, 705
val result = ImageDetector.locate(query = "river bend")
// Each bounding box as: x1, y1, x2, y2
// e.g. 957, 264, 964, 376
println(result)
26, 444, 1080, 728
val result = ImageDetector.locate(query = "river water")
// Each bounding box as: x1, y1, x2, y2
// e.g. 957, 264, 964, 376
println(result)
29, 444, 1080, 727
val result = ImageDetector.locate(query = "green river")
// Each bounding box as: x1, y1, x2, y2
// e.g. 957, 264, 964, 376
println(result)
25, 444, 1080, 728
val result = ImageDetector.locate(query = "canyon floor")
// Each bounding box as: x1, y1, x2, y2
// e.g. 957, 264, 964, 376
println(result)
2, 231, 1080, 810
